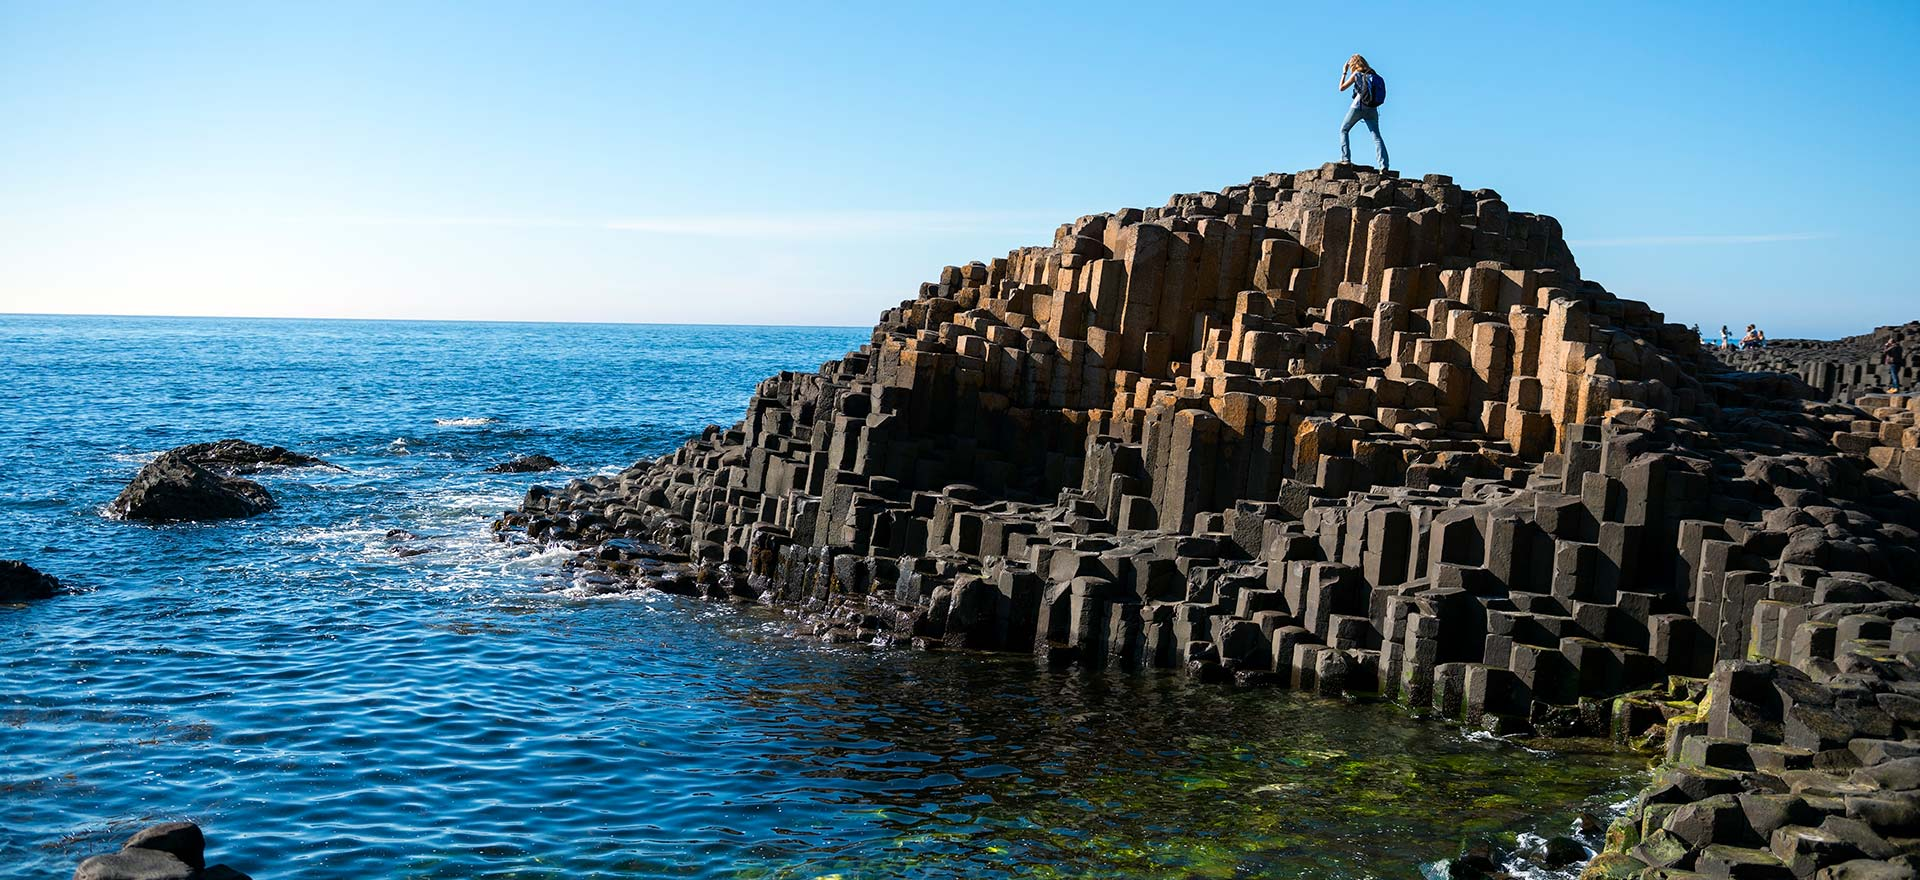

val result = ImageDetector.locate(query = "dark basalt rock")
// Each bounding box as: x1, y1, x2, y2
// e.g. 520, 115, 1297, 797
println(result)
172, 438, 341, 473
73, 847, 194, 880
109, 451, 275, 521
1715, 321, 1920, 403
1543, 834, 1589, 867
121, 822, 203, 870
0, 559, 61, 600
73, 821, 251, 880
486, 454, 563, 473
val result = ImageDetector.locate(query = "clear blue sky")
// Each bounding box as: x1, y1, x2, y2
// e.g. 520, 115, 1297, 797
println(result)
2, 1, 1916, 337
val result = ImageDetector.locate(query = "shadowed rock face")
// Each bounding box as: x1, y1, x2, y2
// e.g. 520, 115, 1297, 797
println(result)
108, 451, 276, 521
0, 559, 61, 601
498, 164, 1920, 878
72, 821, 252, 880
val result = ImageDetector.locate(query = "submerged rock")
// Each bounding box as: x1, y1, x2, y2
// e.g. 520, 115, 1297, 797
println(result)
487, 454, 563, 473
73, 821, 251, 880
1446, 839, 1506, 879
0, 559, 61, 600
109, 451, 275, 521
1543, 834, 1588, 866
172, 438, 341, 473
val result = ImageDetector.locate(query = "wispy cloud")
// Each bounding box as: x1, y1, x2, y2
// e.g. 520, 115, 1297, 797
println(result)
1568, 232, 1831, 247
605, 210, 1056, 239
307, 210, 1058, 239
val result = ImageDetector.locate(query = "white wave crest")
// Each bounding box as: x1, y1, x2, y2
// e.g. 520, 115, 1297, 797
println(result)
433, 417, 498, 427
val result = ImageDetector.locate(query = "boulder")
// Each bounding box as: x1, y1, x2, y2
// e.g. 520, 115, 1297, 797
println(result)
73, 848, 193, 880
122, 821, 203, 869
0, 559, 61, 600
171, 439, 340, 473
72, 822, 251, 880
486, 454, 563, 473
109, 452, 275, 521
1816, 860, 1920, 880
1851, 757, 1920, 793
1544, 834, 1588, 866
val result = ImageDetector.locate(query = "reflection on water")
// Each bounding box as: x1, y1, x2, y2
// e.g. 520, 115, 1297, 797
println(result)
0, 316, 1647, 878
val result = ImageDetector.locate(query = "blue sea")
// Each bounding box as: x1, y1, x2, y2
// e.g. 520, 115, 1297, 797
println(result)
0, 315, 1644, 879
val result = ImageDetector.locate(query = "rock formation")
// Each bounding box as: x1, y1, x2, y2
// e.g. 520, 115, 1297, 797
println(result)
1, 559, 62, 601
1715, 323, 1920, 403
72, 821, 252, 880
109, 451, 277, 521
497, 164, 1920, 878
106, 440, 336, 522
487, 453, 563, 473
168, 438, 342, 473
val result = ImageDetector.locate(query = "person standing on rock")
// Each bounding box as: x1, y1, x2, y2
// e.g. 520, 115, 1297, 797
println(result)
1884, 336, 1904, 392
1339, 54, 1389, 172
1721, 325, 1733, 350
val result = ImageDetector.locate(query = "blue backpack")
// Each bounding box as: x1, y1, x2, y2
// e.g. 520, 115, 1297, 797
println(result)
1359, 72, 1387, 107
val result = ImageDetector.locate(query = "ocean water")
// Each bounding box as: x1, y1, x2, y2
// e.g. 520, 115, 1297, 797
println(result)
0, 314, 1646, 879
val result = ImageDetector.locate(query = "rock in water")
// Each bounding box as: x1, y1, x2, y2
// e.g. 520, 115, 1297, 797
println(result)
73, 821, 251, 880
72, 847, 194, 880
109, 451, 275, 521
121, 822, 204, 870
0, 559, 61, 600
487, 454, 563, 473
171, 438, 341, 473
1543, 834, 1587, 866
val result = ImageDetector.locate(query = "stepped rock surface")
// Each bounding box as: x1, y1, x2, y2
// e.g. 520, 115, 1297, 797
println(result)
497, 164, 1920, 878
1715, 322, 1920, 403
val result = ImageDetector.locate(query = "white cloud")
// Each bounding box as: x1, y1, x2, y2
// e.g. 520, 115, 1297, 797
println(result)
1568, 232, 1831, 247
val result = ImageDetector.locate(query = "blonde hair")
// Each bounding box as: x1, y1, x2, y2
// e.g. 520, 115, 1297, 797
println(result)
1348, 54, 1373, 74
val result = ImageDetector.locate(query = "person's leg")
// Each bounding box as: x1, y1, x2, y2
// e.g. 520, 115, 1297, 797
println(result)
1362, 107, 1388, 170
1340, 107, 1361, 163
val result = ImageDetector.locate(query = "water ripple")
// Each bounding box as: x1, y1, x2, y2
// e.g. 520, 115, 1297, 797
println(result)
1, 316, 1645, 878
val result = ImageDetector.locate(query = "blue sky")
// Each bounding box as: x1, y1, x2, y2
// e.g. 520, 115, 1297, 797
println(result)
1, 1, 1915, 337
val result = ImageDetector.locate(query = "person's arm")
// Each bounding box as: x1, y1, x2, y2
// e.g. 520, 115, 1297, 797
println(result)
1339, 64, 1355, 91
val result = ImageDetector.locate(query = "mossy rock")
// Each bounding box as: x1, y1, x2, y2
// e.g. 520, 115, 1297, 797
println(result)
1604, 815, 1641, 852
1575, 851, 1646, 879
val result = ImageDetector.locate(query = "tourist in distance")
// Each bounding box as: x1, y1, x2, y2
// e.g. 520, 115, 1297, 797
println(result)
1884, 336, 1905, 392
1741, 324, 1761, 349
1339, 54, 1389, 172
1720, 325, 1733, 349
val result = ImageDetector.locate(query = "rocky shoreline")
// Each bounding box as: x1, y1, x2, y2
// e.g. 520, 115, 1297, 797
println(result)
494, 164, 1919, 878
1712, 323, 1920, 404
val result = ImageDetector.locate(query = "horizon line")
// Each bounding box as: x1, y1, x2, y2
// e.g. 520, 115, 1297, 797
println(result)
0, 310, 869, 331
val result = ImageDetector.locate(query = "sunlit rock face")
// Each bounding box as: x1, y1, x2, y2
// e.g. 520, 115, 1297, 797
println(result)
501, 163, 1920, 877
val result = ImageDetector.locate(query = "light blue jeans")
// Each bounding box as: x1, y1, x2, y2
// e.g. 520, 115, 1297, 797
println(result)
1341, 105, 1388, 170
